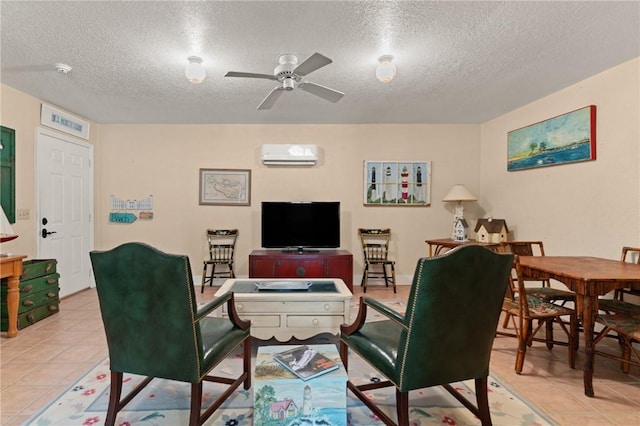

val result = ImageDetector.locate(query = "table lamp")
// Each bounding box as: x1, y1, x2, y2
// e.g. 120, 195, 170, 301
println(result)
442, 184, 477, 241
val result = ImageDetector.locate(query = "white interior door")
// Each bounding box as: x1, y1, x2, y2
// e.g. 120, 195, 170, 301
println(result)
36, 128, 93, 297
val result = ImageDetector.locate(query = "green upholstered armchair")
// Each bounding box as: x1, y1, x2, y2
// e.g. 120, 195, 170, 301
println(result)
90, 242, 251, 426
340, 245, 513, 426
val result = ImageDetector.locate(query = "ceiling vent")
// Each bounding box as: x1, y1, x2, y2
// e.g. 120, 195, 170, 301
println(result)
261, 144, 318, 166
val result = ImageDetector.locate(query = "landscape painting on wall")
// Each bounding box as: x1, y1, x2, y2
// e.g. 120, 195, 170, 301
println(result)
363, 161, 431, 206
507, 105, 596, 171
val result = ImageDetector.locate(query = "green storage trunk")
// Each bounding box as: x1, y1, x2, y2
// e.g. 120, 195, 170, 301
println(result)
1, 259, 60, 331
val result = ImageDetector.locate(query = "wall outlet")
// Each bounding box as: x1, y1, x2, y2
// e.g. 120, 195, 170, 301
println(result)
17, 208, 30, 220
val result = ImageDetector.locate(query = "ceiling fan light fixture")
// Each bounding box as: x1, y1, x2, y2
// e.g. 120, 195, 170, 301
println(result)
376, 55, 396, 83
283, 76, 295, 90
185, 56, 206, 84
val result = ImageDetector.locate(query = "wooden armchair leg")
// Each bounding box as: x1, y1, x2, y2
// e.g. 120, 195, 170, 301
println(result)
243, 339, 252, 389
516, 320, 531, 374
105, 371, 123, 426
475, 377, 491, 426
396, 389, 410, 426
363, 268, 369, 293
502, 312, 512, 329
620, 335, 631, 373
229, 264, 235, 278
382, 265, 390, 287
545, 319, 554, 349
391, 264, 397, 293
200, 264, 207, 294
339, 341, 349, 370
189, 382, 203, 426
567, 317, 577, 369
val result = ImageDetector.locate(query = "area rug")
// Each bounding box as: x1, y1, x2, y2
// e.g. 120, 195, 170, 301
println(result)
26, 353, 553, 426
26, 299, 554, 426
349, 298, 407, 323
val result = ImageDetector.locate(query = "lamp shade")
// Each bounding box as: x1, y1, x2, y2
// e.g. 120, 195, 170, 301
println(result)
376, 55, 396, 83
185, 56, 206, 84
442, 184, 477, 202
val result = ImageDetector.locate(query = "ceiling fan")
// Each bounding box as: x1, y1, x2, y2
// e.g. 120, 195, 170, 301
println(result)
224, 52, 344, 110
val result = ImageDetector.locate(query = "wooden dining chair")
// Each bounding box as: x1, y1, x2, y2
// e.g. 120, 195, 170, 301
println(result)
594, 246, 640, 373
201, 229, 238, 293
358, 228, 397, 293
598, 246, 640, 316
500, 241, 576, 330
594, 312, 640, 373
501, 256, 578, 374
506, 241, 576, 304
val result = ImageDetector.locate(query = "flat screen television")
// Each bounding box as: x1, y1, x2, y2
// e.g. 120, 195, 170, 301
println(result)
261, 201, 340, 251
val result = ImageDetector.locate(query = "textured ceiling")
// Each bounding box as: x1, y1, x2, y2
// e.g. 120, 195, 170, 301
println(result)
1, 1, 638, 124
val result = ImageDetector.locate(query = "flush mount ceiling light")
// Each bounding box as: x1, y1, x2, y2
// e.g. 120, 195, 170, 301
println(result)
376, 55, 396, 83
185, 56, 206, 84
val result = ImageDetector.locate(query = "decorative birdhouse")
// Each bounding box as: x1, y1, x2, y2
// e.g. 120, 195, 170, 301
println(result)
474, 218, 508, 243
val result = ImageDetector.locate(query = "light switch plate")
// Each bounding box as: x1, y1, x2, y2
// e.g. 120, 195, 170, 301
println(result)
17, 208, 30, 220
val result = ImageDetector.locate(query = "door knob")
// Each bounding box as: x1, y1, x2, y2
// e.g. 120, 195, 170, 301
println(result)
41, 229, 57, 238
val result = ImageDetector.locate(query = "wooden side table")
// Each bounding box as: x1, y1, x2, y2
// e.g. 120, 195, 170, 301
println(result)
1, 254, 27, 337
425, 238, 504, 257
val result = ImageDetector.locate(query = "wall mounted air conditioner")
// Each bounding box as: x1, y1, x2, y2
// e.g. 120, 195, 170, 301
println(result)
261, 144, 318, 166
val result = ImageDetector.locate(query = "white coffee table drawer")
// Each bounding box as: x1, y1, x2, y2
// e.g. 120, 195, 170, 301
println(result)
287, 314, 346, 328
232, 300, 345, 314
238, 314, 281, 328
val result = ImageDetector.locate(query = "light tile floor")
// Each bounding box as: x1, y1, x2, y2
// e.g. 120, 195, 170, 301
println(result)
2, 284, 639, 425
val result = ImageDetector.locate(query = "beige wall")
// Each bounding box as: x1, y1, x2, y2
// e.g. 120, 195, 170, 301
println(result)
480, 57, 640, 257
0, 85, 97, 258
94, 124, 480, 281
3, 56, 639, 284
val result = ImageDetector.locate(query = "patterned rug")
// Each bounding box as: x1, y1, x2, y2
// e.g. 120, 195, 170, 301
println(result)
26, 300, 554, 426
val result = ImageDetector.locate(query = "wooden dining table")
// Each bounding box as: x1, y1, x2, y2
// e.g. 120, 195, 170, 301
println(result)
518, 255, 640, 397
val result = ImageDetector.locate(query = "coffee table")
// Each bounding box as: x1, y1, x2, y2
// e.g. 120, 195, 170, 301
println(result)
215, 278, 352, 341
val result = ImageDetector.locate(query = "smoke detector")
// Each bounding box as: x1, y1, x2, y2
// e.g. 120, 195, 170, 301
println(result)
54, 63, 72, 74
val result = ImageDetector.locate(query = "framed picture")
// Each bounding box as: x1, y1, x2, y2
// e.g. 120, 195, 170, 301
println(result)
363, 161, 431, 206
40, 103, 90, 140
507, 105, 596, 171
199, 168, 251, 206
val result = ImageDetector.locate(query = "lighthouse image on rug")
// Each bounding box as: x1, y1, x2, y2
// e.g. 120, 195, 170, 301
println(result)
254, 345, 347, 426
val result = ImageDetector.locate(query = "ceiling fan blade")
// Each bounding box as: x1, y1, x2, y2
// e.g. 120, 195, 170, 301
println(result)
292, 53, 332, 76
225, 71, 277, 80
298, 81, 344, 103
257, 87, 286, 110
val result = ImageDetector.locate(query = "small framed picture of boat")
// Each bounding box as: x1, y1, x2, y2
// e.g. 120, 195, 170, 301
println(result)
507, 105, 596, 171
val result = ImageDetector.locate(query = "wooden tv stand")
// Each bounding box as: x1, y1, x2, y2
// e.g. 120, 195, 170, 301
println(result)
249, 249, 353, 291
